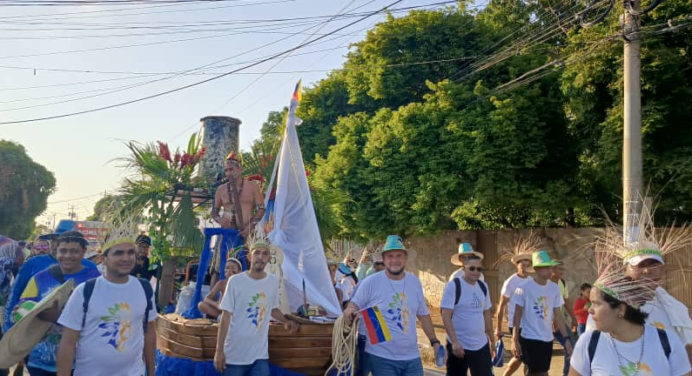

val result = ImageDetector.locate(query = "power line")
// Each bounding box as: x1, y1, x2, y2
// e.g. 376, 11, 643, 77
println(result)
0, 0, 407, 125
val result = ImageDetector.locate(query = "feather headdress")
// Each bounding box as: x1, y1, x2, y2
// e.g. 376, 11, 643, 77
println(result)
101, 209, 141, 254
600, 203, 692, 267
592, 243, 657, 309
496, 231, 542, 267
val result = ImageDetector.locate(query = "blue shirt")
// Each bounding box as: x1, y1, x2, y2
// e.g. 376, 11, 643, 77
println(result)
2, 254, 96, 332
19, 266, 102, 372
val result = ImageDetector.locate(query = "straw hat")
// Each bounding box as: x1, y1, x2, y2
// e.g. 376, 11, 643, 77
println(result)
0, 279, 75, 368
374, 235, 417, 262
450, 243, 483, 266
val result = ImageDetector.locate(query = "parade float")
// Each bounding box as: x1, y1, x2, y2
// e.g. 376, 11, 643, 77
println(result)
112, 82, 345, 376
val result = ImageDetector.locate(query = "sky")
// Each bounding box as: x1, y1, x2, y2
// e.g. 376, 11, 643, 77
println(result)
0, 0, 455, 227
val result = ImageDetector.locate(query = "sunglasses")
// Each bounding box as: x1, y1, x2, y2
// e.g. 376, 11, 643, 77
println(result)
466, 266, 483, 272
34, 245, 50, 250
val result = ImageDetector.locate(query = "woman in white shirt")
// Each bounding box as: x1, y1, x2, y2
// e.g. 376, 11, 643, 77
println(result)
569, 275, 692, 376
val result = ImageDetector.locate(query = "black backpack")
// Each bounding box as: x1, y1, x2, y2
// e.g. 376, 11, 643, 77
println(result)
454, 278, 488, 305
81, 277, 154, 333
588, 328, 671, 364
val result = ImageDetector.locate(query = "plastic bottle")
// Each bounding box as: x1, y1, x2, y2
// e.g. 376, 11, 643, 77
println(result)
435, 344, 446, 368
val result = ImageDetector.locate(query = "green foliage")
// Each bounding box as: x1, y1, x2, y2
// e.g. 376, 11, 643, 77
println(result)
114, 133, 205, 262
0, 140, 56, 239
260, 1, 692, 239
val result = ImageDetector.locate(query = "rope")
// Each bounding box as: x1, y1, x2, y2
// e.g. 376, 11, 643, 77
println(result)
326, 315, 359, 376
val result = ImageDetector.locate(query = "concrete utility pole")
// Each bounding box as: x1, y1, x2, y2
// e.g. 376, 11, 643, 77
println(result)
622, 1, 643, 244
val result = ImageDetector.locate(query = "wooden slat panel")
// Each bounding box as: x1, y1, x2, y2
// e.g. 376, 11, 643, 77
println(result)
158, 326, 216, 349
269, 323, 333, 336
270, 357, 331, 369
269, 336, 333, 348
269, 347, 332, 359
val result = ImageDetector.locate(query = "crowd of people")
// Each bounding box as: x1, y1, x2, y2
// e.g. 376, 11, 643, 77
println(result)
2, 220, 692, 376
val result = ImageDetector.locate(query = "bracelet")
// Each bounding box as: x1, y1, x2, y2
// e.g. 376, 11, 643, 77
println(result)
430, 339, 441, 347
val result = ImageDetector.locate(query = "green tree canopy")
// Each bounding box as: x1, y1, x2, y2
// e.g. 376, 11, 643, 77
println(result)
0, 140, 56, 239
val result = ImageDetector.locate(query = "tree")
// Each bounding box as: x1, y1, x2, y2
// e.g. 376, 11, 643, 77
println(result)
0, 140, 56, 239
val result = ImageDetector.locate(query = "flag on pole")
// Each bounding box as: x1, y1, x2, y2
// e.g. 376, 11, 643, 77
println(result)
292, 79, 302, 103
262, 80, 341, 316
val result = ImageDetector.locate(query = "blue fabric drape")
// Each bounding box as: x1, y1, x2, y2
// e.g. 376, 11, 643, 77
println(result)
182, 228, 242, 319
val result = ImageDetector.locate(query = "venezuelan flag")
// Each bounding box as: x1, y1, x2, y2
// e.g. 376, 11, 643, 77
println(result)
361, 306, 392, 345
292, 79, 302, 102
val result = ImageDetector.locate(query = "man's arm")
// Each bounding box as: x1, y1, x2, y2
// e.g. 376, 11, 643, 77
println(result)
57, 327, 80, 376
250, 183, 266, 223
212, 189, 232, 227
563, 296, 577, 329
343, 301, 361, 326
144, 326, 156, 376
214, 311, 232, 373
554, 308, 572, 355
441, 308, 463, 358
511, 305, 523, 358
495, 295, 509, 338
271, 308, 299, 333
484, 309, 496, 344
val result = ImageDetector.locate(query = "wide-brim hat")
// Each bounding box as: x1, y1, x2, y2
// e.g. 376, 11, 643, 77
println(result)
531, 250, 560, 268
376, 235, 417, 261
623, 241, 665, 266
0, 279, 75, 368
511, 253, 533, 264
450, 243, 483, 266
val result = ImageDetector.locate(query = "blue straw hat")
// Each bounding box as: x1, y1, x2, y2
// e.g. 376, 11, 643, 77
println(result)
531, 250, 560, 268
376, 235, 417, 260
450, 242, 483, 266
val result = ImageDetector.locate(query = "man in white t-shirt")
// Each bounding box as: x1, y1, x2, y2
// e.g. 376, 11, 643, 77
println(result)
441, 255, 494, 376
495, 250, 533, 376
213, 236, 298, 376
511, 251, 572, 376
344, 235, 441, 376
57, 239, 157, 376
448, 243, 485, 283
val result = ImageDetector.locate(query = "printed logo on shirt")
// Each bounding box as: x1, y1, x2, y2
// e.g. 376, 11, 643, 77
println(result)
246, 292, 267, 328
99, 302, 133, 352
472, 292, 482, 309
618, 361, 652, 376
532, 296, 549, 320
386, 293, 409, 333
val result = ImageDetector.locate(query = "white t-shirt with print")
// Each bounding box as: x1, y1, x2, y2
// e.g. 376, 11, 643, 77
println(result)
511, 279, 564, 342
219, 272, 279, 365
58, 276, 156, 376
501, 273, 532, 329
350, 271, 430, 361
449, 268, 485, 282
571, 324, 691, 376
440, 277, 492, 351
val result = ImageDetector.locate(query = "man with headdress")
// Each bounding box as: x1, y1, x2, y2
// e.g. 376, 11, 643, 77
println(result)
495, 236, 536, 376
569, 245, 691, 375
211, 152, 266, 238
585, 222, 692, 363
57, 236, 156, 376
213, 231, 298, 375
14, 231, 101, 376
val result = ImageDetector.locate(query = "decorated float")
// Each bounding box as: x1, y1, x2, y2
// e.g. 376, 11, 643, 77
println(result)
111, 82, 345, 376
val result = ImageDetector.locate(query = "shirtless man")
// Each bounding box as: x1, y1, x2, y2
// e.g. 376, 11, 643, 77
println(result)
211, 154, 265, 238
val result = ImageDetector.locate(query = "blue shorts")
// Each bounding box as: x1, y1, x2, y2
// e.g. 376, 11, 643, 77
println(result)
368, 353, 423, 376
223, 359, 269, 376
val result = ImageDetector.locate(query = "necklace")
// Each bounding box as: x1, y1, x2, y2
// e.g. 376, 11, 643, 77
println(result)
386, 272, 406, 297
610, 326, 645, 373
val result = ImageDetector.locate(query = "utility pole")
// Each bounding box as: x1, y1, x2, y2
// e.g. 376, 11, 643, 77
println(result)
622, 0, 643, 244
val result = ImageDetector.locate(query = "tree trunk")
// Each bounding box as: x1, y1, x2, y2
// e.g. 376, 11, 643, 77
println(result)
158, 258, 177, 308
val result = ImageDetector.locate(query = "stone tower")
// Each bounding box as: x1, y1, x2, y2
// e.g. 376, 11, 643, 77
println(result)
199, 116, 241, 184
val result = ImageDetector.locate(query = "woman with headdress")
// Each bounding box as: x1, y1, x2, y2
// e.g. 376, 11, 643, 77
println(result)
198, 257, 243, 319
569, 250, 692, 375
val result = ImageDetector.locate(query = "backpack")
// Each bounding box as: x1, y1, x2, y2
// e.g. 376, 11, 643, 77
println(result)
588, 328, 671, 364
454, 277, 488, 305
81, 277, 154, 333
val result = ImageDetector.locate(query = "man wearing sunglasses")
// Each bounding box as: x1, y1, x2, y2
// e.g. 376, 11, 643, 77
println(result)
441, 255, 495, 376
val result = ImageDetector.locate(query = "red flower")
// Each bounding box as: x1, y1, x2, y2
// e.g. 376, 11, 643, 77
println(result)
305, 170, 311, 177
157, 141, 172, 162
180, 153, 193, 169
173, 151, 181, 166
198, 147, 206, 159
